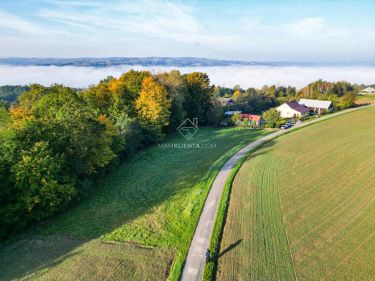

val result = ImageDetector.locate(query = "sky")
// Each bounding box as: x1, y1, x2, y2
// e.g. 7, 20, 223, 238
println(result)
0, 0, 374, 62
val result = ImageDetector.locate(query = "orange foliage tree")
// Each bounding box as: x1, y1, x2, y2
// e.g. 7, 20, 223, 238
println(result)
135, 76, 172, 136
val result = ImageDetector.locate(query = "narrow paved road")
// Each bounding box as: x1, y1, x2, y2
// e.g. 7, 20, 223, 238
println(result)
180, 106, 372, 281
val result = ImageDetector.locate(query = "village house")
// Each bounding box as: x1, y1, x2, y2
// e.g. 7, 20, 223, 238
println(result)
359, 87, 375, 95
240, 114, 262, 126
298, 98, 333, 114
277, 101, 310, 118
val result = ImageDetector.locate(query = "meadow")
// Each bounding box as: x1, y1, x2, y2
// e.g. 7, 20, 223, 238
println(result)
0, 127, 268, 281
216, 106, 375, 281
356, 94, 375, 105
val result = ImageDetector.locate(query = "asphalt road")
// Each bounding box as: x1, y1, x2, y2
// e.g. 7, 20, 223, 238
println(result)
180, 106, 371, 281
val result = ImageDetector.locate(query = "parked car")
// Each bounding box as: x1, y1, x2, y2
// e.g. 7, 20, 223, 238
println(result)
280, 124, 291, 129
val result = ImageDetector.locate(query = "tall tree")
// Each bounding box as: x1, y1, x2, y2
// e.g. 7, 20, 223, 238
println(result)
262, 108, 280, 128
155, 70, 188, 130
11, 85, 116, 177
108, 70, 151, 117
136, 76, 172, 139
12, 141, 75, 222
185, 72, 214, 123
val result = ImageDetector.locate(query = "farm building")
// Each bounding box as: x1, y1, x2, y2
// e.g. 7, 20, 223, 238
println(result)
359, 87, 375, 95
299, 98, 333, 114
277, 102, 310, 118
224, 110, 242, 116
241, 114, 262, 126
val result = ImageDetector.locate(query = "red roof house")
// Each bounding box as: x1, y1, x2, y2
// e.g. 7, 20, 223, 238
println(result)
240, 114, 263, 125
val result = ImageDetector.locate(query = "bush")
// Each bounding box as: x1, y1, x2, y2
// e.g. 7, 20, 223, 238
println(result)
262, 108, 280, 128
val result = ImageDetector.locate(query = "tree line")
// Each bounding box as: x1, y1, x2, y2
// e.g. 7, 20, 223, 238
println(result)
0, 70, 216, 240
0, 85, 30, 106
217, 79, 357, 115
0, 72, 358, 241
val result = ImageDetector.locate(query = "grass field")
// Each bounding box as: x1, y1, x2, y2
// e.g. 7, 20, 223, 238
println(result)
356, 94, 375, 105
217, 106, 375, 281
0, 127, 269, 281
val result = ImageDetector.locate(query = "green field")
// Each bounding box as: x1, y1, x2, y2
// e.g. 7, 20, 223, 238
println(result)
0, 127, 268, 281
217, 106, 375, 281
356, 94, 375, 105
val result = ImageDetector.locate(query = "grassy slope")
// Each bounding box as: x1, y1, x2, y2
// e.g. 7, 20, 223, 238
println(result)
0, 127, 268, 281
356, 95, 375, 105
217, 106, 375, 281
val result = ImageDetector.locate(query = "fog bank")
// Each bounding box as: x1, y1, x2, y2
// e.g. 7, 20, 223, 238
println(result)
0, 65, 374, 89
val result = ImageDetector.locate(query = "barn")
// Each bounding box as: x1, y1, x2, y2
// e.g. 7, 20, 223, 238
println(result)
299, 99, 333, 114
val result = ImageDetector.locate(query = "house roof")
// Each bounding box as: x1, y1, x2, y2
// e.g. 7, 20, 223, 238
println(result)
224, 110, 242, 115
299, 98, 333, 110
241, 114, 262, 122
285, 101, 310, 113
362, 87, 375, 92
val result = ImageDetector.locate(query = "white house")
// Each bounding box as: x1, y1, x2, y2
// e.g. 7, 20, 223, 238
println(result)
359, 87, 375, 95
298, 98, 333, 114
277, 102, 310, 118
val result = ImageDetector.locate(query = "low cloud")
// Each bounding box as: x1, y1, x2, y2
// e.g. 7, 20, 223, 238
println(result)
0, 65, 374, 89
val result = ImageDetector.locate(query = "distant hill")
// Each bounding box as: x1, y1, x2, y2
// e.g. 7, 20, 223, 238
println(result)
0, 57, 373, 68
0, 57, 260, 67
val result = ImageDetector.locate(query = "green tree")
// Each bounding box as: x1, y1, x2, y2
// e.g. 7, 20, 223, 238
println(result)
251, 119, 257, 128
206, 101, 224, 127
0, 110, 17, 239
108, 70, 151, 117
83, 82, 114, 115
12, 85, 116, 177
12, 141, 76, 221
232, 112, 241, 124
155, 70, 188, 130
339, 92, 356, 109
262, 108, 280, 128
185, 72, 214, 124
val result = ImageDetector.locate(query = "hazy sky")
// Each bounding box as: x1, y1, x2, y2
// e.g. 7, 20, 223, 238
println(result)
0, 0, 374, 62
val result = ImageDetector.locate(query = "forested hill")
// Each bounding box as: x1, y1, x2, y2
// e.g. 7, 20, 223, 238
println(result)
0, 85, 29, 105
0, 57, 373, 67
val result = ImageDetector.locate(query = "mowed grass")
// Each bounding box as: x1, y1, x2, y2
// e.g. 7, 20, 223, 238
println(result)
0, 236, 173, 281
0, 127, 269, 281
217, 106, 375, 281
356, 94, 375, 105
